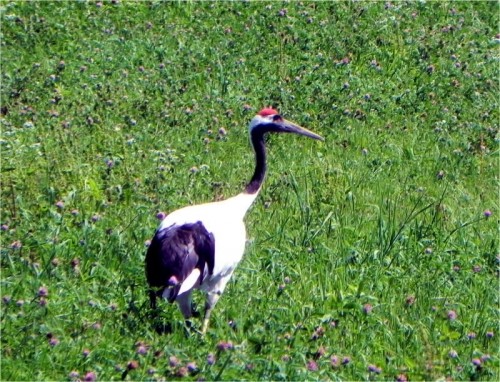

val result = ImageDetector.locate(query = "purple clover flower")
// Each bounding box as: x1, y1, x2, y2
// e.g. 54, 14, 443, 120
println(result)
331, 355, 339, 367
217, 341, 233, 351
339, 56, 351, 65
306, 360, 318, 371
471, 358, 482, 366
405, 295, 416, 306
467, 332, 477, 340
10, 240, 22, 249
368, 364, 382, 374
342, 356, 351, 365
38, 286, 48, 297
169, 355, 179, 367
136, 345, 147, 355
448, 350, 458, 358
83, 371, 97, 381
207, 353, 216, 365
69, 371, 79, 379
156, 211, 166, 220
176, 367, 189, 377
484, 209, 492, 218
55, 200, 64, 209
71, 258, 80, 269
311, 326, 325, 340
315, 346, 326, 358
278, 8, 287, 17
447, 310, 457, 320
127, 360, 139, 370
363, 303, 373, 314
486, 331, 494, 338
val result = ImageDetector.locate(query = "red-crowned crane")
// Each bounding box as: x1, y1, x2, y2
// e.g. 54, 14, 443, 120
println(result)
145, 108, 323, 334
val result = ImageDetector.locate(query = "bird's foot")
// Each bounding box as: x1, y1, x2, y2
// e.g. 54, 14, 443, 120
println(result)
183, 319, 204, 337
186, 318, 209, 335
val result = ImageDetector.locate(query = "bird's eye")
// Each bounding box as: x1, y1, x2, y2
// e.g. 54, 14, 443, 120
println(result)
272, 115, 282, 121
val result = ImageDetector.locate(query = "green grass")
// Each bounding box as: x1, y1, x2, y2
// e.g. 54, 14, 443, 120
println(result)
1, 1, 498, 380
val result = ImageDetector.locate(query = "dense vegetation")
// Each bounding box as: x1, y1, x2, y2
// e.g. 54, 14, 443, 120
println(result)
1, 1, 498, 380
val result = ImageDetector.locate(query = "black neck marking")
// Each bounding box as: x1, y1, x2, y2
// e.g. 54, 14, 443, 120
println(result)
245, 124, 280, 194
244, 126, 269, 194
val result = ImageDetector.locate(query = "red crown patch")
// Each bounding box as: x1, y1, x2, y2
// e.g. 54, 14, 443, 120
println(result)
258, 107, 279, 117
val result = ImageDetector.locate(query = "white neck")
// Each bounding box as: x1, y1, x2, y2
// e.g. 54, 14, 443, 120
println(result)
224, 191, 260, 219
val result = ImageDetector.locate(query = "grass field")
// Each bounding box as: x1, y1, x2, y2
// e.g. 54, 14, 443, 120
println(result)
1, 1, 498, 380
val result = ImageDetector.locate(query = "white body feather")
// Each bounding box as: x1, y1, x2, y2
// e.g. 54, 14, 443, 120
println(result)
158, 191, 258, 295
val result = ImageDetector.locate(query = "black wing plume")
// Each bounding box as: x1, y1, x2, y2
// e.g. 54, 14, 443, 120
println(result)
145, 221, 215, 304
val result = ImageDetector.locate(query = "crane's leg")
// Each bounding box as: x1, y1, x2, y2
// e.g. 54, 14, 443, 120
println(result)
149, 289, 158, 310
201, 275, 232, 334
177, 291, 204, 335
201, 291, 220, 334
176, 292, 193, 318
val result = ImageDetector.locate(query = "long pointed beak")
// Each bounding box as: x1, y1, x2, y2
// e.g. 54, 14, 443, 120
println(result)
282, 119, 324, 141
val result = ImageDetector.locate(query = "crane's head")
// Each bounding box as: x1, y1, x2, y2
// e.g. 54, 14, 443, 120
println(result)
249, 108, 323, 141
